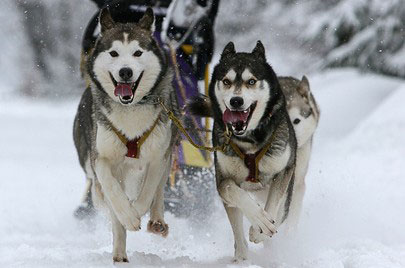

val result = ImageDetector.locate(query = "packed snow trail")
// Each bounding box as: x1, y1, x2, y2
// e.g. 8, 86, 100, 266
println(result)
0, 69, 405, 267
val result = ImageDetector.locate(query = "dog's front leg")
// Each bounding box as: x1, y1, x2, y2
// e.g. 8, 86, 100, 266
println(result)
131, 156, 170, 220
218, 179, 277, 238
224, 204, 248, 262
110, 209, 128, 263
95, 157, 141, 231
266, 166, 295, 224
284, 143, 310, 232
250, 167, 295, 243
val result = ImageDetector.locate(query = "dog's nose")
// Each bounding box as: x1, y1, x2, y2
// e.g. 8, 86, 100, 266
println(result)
119, 68, 133, 80
230, 97, 244, 109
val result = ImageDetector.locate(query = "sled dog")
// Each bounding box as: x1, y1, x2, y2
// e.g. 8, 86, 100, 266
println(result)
278, 76, 320, 230
189, 41, 297, 261
73, 8, 179, 262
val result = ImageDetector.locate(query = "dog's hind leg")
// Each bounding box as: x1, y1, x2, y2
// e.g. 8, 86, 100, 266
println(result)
74, 159, 97, 220
74, 178, 96, 219
224, 205, 248, 262
147, 167, 169, 237
110, 209, 128, 263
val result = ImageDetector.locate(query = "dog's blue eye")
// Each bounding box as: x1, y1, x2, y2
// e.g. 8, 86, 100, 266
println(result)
248, 79, 256, 85
133, 50, 143, 57
109, 51, 119, 57
223, 79, 231, 85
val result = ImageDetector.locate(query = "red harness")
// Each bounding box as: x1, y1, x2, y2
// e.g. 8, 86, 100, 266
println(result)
125, 139, 141, 158
228, 128, 276, 183
110, 116, 160, 159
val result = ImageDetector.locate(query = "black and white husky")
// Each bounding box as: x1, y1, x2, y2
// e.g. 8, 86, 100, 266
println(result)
73, 8, 178, 262
189, 41, 297, 261
189, 72, 320, 260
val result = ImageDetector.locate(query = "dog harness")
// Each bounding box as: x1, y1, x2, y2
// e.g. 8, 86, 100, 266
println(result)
160, 98, 277, 183
110, 115, 160, 158
229, 133, 276, 183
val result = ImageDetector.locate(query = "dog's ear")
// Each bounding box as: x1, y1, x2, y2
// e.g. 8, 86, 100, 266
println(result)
99, 8, 115, 33
252, 40, 266, 59
139, 7, 155, 32
220, 42, 236, 60
297, 75, 310, 97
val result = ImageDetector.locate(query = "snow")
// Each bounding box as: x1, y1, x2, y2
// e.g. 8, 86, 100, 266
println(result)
1, 69, 405, 267
1, 1, 405, 266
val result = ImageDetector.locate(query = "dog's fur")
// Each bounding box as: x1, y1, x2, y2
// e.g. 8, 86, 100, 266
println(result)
278, 76, 320, 230
189, 41, 297, 261
73, 8, 179, 262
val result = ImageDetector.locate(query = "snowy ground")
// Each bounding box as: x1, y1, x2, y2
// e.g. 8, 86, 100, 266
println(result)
1, 68, 405, 267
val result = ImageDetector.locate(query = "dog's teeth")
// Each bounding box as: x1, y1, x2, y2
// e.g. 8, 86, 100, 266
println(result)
243, 110, 248, 113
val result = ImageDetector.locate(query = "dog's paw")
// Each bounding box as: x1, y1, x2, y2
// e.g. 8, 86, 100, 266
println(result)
115, 209, 141, 232
245, 205, 277, 237
233, 250, 248, 263
147, 220, 169, 237
249, 225, 268, 244
113, 253, 129, 263
232, 239, 248, 262
73, 204, 96, 220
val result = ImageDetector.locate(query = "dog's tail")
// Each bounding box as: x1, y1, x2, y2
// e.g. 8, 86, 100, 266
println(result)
187, 95, 213, 118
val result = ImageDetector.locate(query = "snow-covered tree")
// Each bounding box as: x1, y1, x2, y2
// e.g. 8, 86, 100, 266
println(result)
303, 0, 405, 78
13, 0, 94, 97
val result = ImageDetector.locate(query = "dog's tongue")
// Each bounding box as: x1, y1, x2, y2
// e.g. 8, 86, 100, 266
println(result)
114, 83, 133, 97
222, 108, 249, 124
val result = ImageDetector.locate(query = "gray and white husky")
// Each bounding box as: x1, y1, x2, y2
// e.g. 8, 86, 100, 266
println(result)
189, 41, 297, 261
278, 76, 320, 230
73, 8, 178, 262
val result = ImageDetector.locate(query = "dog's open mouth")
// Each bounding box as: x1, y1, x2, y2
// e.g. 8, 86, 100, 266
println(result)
110, 71, 144, 104
222, 102, 257, 136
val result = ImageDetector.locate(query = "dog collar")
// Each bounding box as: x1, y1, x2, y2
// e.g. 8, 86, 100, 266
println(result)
110, 115, 160, 158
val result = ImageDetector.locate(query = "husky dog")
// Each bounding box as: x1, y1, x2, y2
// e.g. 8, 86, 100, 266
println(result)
188, 75, 320, 236
73, 8, 178, 262
189, 41, 297, 261
278, 76, 320, 229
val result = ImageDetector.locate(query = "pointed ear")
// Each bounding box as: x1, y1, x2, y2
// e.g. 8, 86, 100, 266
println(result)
138, 8, 155, 32
221, 42, 236, 60
99, 8, 115, 33
297, 75, 310, 97
252, 40, 266, 59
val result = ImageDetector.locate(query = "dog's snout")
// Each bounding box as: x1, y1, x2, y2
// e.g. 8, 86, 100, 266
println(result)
119, 68, 133, 80
230, 97, 244, 109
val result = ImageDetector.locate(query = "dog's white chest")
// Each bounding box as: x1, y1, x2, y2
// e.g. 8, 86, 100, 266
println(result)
217, 153, 249, 185
95, 119, 171, 201
258, 145, 291, 178
217, 145, 291, 186
96, 119, 171, 159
